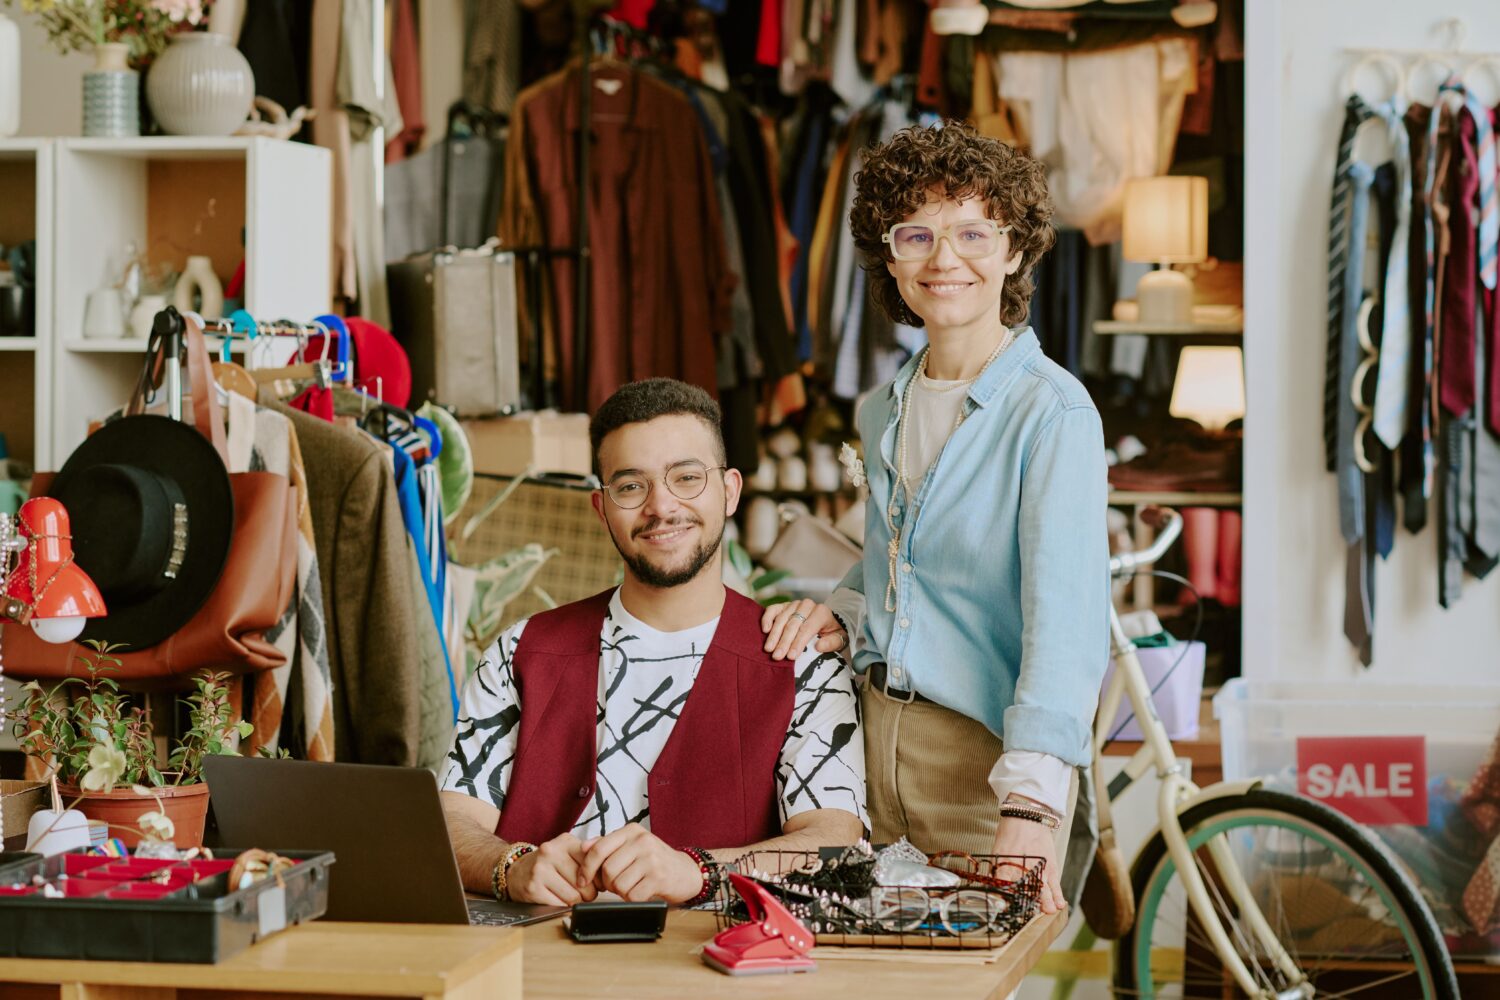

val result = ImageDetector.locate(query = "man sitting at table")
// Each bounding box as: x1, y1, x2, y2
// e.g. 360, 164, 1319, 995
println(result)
440, 379, 867, 906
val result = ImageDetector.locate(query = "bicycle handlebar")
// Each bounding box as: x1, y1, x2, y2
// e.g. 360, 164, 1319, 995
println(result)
1109, 506, 1182, 580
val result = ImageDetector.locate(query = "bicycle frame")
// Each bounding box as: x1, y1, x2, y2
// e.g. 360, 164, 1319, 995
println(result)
1100, 509, 1310, 1000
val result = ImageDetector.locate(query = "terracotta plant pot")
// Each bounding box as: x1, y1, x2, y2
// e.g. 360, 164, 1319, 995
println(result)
57, 781, 210, 849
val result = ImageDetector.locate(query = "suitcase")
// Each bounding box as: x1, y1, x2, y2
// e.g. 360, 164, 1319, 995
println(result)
387, 245, 522, 417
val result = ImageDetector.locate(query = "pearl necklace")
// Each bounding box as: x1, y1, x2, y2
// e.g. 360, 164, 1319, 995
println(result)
883, 327, 1017, 612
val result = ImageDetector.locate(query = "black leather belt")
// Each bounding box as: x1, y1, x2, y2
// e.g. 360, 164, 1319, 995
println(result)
868, 662, 933, 704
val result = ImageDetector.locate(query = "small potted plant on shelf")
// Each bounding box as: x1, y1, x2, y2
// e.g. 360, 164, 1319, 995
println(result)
10, 640, 253, 848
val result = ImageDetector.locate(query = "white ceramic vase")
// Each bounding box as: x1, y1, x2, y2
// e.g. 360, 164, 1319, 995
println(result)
778, 455, 808, 492
146, 32, 254, 136
808, 443, 842, 493
173, 256, 223, 319
0, 13, 20, 138
129, 293, 167, 339
743, 497, 781, 558
750, 454, 778, 492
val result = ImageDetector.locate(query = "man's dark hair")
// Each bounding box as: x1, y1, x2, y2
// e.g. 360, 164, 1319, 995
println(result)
589, 378, 726, 475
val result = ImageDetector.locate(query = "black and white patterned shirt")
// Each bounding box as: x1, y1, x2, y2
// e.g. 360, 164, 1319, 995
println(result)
439, 590, 868, 838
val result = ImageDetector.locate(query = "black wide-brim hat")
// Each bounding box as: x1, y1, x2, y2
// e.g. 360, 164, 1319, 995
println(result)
49, 414, 234, 652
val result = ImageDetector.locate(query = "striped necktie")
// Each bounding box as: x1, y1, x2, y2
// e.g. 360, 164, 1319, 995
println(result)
1326, 94, 1375, 472
1370, 99, 1414, 450
1465, 91, 1499, 289
1338, 161, 1376, 545
1419, 88, 1460, 497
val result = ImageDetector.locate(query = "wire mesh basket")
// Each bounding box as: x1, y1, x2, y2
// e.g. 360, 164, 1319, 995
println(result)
715, 847, 1045, 950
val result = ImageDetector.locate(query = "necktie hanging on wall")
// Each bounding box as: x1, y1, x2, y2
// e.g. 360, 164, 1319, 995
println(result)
1440, 106, 1492, 418
1370, 101, 1415, 451
1326, 93, 1376, 474
1337, 161, 1376, 664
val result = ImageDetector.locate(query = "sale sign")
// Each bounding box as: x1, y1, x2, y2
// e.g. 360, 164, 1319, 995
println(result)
1295, 736, 1428, 826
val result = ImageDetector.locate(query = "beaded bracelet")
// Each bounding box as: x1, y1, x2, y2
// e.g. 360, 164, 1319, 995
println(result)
492, 841, 538, 901
681, 847, 721, 907
999, 805, 1061, 830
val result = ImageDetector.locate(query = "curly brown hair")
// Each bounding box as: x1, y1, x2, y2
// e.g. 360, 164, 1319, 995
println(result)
849, 121, 1055, 329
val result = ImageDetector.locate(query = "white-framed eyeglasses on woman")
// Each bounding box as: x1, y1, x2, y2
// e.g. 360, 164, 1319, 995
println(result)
882, 219, 1013, 261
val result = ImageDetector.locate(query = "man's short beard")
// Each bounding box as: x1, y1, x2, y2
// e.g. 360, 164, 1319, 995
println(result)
613, 515, 725, 589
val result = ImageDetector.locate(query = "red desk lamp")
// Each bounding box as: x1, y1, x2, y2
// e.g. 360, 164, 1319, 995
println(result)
1, 497, 107, 841
3, 498, 107, 641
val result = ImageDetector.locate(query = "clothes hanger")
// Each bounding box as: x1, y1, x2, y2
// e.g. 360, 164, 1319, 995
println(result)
250, 321, 338, 391
1402, 56, 1461, 107
312, 314, 354, 385
1464, 54, 1500, 108
1341, 52, 1404, 105
207, 308, 258, 400
213, 361, 257, 401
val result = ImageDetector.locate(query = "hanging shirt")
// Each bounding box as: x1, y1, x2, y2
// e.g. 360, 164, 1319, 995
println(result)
994, 38, 1194, 243
440, 589, 868, 838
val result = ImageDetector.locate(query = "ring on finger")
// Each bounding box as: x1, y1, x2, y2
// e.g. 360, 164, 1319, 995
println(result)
790, 612, 808, 623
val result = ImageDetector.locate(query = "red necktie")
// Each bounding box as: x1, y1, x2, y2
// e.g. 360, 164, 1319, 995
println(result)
1441, 109, 1480, 416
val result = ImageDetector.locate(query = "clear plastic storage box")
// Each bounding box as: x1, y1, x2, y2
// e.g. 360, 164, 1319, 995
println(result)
1214, 679, 1500, 959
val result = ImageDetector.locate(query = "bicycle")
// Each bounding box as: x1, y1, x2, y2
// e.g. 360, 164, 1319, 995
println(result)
1097, 507, 1457, 999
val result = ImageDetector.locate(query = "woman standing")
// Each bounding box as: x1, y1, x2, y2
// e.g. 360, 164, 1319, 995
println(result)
762, 122, 1108, 914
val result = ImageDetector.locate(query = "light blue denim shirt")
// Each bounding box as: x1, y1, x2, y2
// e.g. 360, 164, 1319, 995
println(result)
837, 328, 1110, 767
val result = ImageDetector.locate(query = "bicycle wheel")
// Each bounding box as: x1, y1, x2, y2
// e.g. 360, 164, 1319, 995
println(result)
1115, 788, 1457, 999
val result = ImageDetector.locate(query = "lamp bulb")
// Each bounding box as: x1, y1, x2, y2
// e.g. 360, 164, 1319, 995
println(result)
30, 616, 86, 644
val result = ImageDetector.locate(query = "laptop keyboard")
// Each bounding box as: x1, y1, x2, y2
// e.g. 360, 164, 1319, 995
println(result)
468, 908, 536, 927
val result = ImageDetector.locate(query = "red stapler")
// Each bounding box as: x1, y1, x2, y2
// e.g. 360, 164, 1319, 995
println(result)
701, 873, 818, 976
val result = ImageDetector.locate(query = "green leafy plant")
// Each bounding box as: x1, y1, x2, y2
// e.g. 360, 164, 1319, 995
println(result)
5, 0, 205, 67
12, 640, 254, 793
726, 539, 792, 606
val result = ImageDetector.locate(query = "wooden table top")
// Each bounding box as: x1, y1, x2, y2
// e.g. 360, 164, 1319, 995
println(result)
523, 908, 1068, 999
0, 921, 522, 997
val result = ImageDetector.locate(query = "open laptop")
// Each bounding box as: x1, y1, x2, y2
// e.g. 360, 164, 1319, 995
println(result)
203, 756, 568, 928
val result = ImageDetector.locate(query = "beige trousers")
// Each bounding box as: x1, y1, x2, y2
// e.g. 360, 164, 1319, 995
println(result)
862, 681, 1078, 865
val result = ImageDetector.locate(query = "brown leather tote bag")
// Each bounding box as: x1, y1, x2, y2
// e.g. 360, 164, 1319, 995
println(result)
2, 317, 298, 686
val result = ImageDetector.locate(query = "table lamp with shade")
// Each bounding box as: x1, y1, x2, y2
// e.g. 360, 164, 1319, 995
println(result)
1169, 346, 1245, 433
1, 497, 108, 849
1123, 175, 1210, 325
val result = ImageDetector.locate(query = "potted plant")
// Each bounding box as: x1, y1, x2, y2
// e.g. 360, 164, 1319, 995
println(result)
1, 0, 203, 135
10, 641, 253, 848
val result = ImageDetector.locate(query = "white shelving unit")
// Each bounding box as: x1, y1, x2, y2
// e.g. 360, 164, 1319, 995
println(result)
49, 136, 331, 462
0, 139, 53, 471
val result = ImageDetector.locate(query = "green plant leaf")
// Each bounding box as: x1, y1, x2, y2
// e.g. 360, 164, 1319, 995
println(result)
235, 721, 254, 739
751, 569, 792, 591
761, 594, 793, 607
727, 539, 753, 578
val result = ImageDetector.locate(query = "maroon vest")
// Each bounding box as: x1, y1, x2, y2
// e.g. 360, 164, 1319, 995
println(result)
495, 587, 794, 849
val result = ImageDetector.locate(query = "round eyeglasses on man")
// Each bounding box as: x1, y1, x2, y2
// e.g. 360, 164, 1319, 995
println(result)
882, 219, 1013, 261
602, 460, 727, 509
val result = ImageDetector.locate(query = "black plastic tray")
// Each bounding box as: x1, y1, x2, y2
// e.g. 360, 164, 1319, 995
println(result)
0, 847, 334, 963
